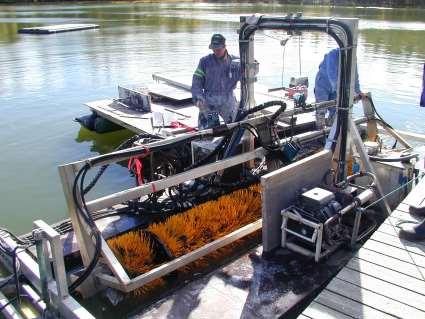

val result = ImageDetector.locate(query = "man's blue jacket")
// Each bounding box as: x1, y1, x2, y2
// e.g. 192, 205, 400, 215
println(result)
314, 48, 361, 102
421, 63, 425, 107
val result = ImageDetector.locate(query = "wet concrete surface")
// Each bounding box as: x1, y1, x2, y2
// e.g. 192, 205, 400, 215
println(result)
130, 245, 352, 319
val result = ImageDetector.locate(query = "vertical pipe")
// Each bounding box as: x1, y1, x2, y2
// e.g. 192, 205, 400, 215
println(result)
338, 18, 358, 182
33, 233, 50, 307
315, 224, 323, 262
281, 214, 289, 248
351, 208, 362, 247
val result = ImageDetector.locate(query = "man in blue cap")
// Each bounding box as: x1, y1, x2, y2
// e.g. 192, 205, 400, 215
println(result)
192, 34, 241, 129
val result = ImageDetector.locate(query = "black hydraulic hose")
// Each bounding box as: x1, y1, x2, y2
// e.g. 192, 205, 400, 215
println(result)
87, 131, 221, 168
189, 100, 286, 168
239, 19, 350, 47
223, 102, 286, 158
238, 16, 354, 181
337, 45, 354, 181
365, 95, 394, 130
236, 100, 286, 121
69, 164, 102, 293
83, 133, 160, 194
68, 231, 101, 293
269, 103, 287, 122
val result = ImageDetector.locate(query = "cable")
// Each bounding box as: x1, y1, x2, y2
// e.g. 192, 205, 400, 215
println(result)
0, 228, 32, 308
84, 133, 162, 194
366, 95, 394, 130
69, 163, 102, 293
298, 34, 302, 76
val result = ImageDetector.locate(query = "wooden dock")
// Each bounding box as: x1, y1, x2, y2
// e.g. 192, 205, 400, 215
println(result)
300, 175, 425, 319
18, 24, 99, 34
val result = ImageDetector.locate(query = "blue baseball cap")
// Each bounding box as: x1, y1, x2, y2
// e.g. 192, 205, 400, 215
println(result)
209, 34, 226, 49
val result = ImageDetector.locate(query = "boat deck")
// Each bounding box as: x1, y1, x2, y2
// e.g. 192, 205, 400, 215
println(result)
301, 175, 425, 319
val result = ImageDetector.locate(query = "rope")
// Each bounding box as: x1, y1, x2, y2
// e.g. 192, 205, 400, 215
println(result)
365, 172, 424, 210
363, 171, 425, 282
298, 35, 302, 76
386, 173, 425, 282
281, 40, 286, 99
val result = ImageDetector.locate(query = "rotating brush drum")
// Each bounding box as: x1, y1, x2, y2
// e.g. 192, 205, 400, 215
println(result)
107, 184, 261, 293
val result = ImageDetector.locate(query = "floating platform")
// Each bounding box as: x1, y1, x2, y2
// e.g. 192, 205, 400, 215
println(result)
301, 175, 425, 318
18, 24, 99, 34
85, 72, 315, 136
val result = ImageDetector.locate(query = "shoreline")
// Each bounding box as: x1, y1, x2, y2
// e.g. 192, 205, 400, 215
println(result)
1, 1, 425, 9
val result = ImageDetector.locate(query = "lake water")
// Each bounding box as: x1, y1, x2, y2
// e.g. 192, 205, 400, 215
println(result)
1, 2, 425, 234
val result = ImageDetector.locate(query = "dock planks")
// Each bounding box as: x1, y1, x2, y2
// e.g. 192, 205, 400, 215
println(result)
300, 175, 425, 319
18, 24, 99, 34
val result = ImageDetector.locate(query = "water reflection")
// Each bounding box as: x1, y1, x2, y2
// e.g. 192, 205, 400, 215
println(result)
75, 126, 134, 155
361, 29, 425, 56
0, 21, 19, 43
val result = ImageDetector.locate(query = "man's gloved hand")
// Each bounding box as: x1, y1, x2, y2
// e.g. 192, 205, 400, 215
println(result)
354, 92, 367, 103
196, 99, 206, 110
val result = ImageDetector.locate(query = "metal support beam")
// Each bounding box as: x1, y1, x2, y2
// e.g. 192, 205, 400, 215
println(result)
337, 18, 359, 181
362, 93, 378, 141
97, 219, 262, 292
58, 165, 131, 294
349, 118, 391, 215
86, 148, 266, 212
33, 220, 69, 300
0, 290, 23, 319
0, 234, 95, 319
58, 164, 97, 296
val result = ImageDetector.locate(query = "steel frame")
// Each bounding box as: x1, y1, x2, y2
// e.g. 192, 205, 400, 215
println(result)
0, 222, 94, 319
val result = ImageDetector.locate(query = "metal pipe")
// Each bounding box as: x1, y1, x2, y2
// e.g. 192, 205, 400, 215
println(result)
0, 291, 24, 319
338, 171, 376, 189
0, 235, 95, 319
238, 15, 358, 182
350, 208, 363, 247
286, 242, 314, 258
339, 188, 374, 216
21, 284, 46, 314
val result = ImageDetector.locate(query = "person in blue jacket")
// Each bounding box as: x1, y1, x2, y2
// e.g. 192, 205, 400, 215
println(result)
314, 48, 362, 127
398, 63, 425, 241
192, 34, 241, 129
421, 63, 425, 107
